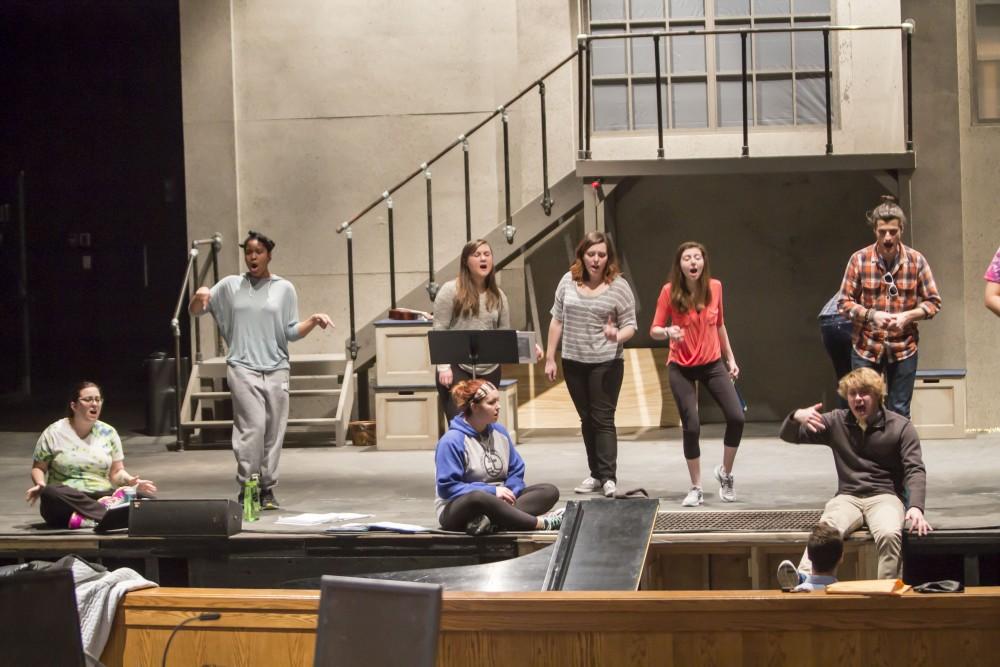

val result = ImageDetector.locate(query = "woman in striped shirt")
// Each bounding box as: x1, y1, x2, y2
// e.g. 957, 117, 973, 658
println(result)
545, 231, 637, 498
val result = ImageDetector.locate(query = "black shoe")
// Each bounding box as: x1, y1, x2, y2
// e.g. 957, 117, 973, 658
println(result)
260, 488, 279, 510
465, 514, 492, 536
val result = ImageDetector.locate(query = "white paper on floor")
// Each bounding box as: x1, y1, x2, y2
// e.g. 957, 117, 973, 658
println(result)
275, 512, 372, 526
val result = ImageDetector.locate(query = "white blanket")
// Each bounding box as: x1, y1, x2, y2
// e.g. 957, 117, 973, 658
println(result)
69, 558, 157, 666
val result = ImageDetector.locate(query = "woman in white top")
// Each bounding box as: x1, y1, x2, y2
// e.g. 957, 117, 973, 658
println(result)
26, 381, 157, 529
544, 231, 637, 498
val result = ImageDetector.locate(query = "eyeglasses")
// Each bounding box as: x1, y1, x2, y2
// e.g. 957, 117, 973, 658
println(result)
76, 396, 103, 404
882, 272, 899, 298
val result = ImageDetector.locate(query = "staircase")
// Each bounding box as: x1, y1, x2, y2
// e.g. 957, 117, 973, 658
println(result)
350, 169, 584, 371
179, 353, 354, 448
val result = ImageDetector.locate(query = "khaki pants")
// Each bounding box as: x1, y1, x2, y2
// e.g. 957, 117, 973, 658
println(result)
799, 493, 905, 580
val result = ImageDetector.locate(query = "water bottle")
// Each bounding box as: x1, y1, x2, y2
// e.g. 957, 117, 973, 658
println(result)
243, 476, 259, 522
250, 473, 261, 517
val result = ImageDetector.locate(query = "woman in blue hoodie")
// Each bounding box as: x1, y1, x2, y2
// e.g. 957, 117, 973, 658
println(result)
435, 379, 562, 535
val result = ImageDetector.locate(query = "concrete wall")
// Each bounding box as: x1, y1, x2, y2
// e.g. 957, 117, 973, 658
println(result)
956, 0, 1000, 430
179, 1, 1000, 427
180, 0, 578, 355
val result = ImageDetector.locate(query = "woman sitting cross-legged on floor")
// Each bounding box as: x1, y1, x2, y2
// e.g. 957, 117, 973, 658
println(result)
435, 379, 563, 535
25, 381, 157, 529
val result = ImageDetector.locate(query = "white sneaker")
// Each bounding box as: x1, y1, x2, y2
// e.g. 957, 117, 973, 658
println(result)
777, 559, 804, 591
602, 480, 617, 498
681, 486, 703, 507
574, 477, 601, 494
714, 464, 736, 502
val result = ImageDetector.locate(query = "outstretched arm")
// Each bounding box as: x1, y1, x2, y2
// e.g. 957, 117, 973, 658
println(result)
778, 403, 831, 445
296, 314, 334, 338
188, 286, 211, 316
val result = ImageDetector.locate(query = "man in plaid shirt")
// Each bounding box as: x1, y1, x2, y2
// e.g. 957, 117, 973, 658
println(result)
838, 196, 942, 418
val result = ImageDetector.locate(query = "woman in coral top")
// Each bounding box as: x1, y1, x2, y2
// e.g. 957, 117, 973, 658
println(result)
650, 242, 744, 507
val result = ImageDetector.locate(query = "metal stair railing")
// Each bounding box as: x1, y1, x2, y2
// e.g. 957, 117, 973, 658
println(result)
169, 233, 222, 451
334, 21, 918, 369
336, 49, 580, 364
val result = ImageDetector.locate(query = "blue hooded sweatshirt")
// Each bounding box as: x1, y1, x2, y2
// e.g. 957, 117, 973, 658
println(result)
434, 414, 526, 519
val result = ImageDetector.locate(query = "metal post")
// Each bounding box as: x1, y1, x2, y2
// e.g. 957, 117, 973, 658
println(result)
424, 166, 439, 301
16, 171, 31, 396
170, 247, 198, 452
346, 228, 358, 360
462, 137, 472, 240
211, 233, 223, 357
584, 37, 592, 159
385, 193, 397, 309
577, 36, 586, 159
823, 29, 833, 155
741, 31, 749, 157
539, 82, 553, 215
191, 250, 202, 362
904, 22, 915, 151
501, 108, 515, 243
654, 34, 665, 159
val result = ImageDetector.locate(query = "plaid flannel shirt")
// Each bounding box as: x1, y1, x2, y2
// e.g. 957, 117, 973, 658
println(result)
838, 243, 941, 363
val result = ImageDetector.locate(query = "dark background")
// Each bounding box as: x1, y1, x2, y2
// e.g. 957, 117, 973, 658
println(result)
0, 0, 187, 431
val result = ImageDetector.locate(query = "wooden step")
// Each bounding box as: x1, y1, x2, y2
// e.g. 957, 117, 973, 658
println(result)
191, 389, 341, 400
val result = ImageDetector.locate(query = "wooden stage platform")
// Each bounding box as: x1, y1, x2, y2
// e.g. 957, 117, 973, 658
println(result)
100, 586, 1000, 667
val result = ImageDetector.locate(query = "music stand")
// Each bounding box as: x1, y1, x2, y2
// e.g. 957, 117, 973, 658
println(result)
313, 575, 442, 667
428, 329, 520, 379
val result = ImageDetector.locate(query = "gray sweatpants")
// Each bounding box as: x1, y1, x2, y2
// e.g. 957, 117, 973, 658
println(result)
228, 364, 290, 489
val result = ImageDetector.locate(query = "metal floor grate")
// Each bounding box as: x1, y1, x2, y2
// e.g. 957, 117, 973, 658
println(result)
654, 509, 824, 533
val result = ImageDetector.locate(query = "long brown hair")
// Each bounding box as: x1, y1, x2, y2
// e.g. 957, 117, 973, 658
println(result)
668, 241, 713, 313
453, 239, 501, 320
569, 231, 621, 285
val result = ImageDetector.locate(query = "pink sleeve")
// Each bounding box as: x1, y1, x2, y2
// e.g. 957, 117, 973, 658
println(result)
986, 247, 1000, 283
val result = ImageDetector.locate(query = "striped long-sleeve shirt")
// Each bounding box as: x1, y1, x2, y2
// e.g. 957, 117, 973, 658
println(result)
550, 272, 637, 363
838, 244, 941, 363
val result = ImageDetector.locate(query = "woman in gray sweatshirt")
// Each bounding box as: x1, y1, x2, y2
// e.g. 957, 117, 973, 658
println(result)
433, 239, 511, 419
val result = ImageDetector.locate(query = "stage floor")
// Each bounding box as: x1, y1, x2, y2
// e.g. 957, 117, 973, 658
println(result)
1, 423, 997, 539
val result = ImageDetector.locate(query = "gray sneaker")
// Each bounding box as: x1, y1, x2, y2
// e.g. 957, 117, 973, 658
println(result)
681, 486, 703, 507
602, 480, 617, 498
574, 476, 601, 494
540, 508, 565, 531
777, 559, 804, 591
714, 465, 735, 502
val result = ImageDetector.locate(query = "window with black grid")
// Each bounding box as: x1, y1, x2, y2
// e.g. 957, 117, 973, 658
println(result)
588, 0, 833, 132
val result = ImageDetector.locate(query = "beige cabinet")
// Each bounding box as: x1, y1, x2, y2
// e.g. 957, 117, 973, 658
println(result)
374, 319, 434, 387
374, 387, 440, 450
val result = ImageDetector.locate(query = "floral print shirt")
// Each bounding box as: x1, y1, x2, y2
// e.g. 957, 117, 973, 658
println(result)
985, 247, 1000, 284
33, 418, 123, 492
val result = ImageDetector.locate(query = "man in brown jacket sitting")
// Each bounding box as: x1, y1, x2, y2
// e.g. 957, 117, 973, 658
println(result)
780, 367, 931, 580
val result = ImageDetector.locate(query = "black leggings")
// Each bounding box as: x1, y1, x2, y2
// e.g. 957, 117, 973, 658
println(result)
668, 359, 745, 460
437, 365, 502, 422
562, 358, 624, 483
439, 483, 559, 532
39, 484, 109, 527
